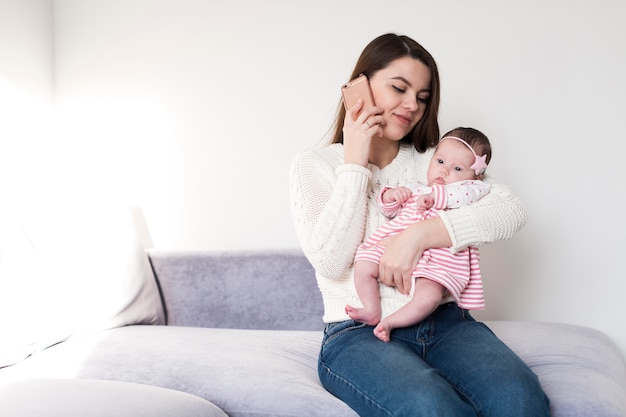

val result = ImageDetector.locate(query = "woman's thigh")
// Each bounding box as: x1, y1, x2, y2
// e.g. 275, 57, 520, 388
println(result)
424, 311, 551, 417
318, 320, 476, 417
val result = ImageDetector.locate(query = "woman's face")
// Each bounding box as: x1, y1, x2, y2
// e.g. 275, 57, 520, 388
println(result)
368, 56, 432, 141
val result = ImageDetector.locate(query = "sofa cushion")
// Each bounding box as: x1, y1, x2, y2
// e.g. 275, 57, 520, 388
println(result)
487, 320, 626, 417
1, 322, 625, 417
0, 326, 359, 417
0, 202, 165, 368
0, 378, 227, 417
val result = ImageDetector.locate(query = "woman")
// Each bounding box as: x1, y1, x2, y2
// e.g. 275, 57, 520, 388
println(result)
289, 33, 550, 416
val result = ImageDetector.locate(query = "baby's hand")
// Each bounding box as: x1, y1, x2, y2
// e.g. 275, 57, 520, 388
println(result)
415, 194, 434, 211
382, 186, 412, 204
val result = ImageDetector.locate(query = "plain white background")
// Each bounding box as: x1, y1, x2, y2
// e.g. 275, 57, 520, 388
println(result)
1, 0, 625, 359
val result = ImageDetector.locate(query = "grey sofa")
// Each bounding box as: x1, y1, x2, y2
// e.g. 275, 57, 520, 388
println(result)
1, 250, 626, 417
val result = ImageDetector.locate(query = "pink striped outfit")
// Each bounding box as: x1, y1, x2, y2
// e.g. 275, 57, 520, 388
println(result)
355, 180, 490, 310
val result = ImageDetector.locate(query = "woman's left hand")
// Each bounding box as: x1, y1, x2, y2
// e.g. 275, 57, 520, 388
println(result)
378, 217, 452, 295
378, 233, 422, 295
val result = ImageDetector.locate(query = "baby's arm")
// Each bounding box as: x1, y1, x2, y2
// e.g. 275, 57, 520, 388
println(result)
432, 180, 491, 210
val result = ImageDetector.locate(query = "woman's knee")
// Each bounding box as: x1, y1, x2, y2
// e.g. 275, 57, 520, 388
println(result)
473, 365, 550, 417
320, 360, 475, 417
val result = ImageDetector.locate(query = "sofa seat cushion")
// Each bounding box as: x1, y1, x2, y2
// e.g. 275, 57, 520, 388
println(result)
0, 378, 227, 417
0, 326, 358, 417
1, 323, 624, 417
486, 321, 626, 417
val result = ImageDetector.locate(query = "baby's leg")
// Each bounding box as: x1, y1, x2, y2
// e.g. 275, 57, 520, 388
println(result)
345, 260, 382, 326
374, 278, 446, 342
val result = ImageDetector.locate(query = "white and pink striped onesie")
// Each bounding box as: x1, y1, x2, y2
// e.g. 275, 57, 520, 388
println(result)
355, 180, 490, 310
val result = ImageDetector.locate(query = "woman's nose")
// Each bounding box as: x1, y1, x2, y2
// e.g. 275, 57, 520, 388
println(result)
403, 97, 418, 111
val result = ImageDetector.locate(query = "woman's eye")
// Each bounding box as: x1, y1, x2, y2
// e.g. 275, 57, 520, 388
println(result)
392, 85, 406, 93
418, 96, 429, 104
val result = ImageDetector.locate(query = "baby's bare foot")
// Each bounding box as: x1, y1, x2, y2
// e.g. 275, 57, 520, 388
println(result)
373, 320, 393, 342
345, 305, 381, 326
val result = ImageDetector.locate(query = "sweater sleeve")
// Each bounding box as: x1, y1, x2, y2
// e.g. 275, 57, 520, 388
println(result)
437, 176, 527, 252
289, 148, 371, 280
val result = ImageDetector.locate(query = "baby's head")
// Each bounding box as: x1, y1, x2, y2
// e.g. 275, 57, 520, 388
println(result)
427, 127, 492, 185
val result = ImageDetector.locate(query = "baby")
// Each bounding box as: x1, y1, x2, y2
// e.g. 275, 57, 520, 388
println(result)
346, 127, 492, 342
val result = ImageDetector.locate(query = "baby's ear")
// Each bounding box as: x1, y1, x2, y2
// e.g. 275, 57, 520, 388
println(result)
476, 174, 484, 180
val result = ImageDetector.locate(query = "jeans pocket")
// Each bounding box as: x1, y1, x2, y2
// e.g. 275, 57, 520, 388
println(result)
322, 320, 367, 346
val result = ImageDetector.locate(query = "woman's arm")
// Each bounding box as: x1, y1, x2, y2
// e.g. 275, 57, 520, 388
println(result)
379, 177, 527, 294
438, 179, 527, 249
289, 148, 371, 280
290, 102, 384, 280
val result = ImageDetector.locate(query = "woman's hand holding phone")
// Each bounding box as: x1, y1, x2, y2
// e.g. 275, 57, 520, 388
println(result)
341, 75, 383, 166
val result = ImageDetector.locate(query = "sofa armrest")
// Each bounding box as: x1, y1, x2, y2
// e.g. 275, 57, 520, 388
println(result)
148, 250, 324, 331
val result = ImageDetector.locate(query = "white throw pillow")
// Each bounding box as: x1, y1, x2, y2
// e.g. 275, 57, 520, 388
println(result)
0, 202, 165, 368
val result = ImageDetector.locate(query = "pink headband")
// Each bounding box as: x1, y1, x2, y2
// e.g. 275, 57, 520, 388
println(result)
440, 136, 488, 176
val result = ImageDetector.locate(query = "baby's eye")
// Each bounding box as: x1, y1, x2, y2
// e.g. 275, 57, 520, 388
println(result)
454, 167, 463, 172
436, 158, 444, 164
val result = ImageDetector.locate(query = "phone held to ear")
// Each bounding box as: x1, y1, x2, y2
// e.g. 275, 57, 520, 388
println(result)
341, 74, 375, 112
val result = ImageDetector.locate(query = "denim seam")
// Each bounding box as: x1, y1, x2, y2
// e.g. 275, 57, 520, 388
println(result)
319, 362, 394, 417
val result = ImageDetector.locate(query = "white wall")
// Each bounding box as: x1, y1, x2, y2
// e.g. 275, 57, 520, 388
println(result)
2, 0, 625, 359
0, 0, 54, 215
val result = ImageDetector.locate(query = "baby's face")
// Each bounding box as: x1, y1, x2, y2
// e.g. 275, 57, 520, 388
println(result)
427, 140, 479, 185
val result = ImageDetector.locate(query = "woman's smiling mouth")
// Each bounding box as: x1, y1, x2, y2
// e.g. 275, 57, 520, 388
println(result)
393, 113, 412, 126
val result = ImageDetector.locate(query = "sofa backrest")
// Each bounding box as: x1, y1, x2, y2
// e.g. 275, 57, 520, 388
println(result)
148, 250, 325, 331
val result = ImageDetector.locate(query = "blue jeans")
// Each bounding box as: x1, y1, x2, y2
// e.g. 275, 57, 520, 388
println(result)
318, 303, 550, 417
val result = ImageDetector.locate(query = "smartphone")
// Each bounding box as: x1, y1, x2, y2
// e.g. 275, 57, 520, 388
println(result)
341, 74, 375, 112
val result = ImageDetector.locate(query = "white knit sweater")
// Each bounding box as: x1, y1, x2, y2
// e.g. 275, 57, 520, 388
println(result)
289, 142, 527, 323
